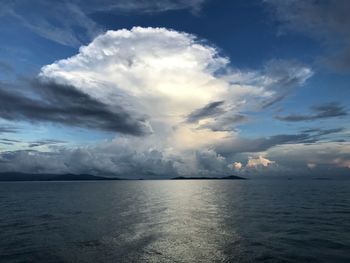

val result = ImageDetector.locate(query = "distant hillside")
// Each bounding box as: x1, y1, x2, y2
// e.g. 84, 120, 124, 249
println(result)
171, 175, 247, 180
0, 172, 122, 181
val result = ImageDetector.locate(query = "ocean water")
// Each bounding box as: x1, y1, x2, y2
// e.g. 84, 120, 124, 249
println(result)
0, 179, 349, 262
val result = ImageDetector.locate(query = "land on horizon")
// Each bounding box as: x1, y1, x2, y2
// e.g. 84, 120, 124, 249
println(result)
0, 172, 247, 181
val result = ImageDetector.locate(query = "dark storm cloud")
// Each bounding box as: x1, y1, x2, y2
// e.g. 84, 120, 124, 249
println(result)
187, 101, 225, 123
276, 102, 347, 122
0, 80, 151, 135
266, 0, 350, 71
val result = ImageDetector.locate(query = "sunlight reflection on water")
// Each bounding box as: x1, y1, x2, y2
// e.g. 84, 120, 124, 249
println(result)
0, 179, 350, 262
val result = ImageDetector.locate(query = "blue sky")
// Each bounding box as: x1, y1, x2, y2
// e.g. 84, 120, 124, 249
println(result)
0, 0, 349, 177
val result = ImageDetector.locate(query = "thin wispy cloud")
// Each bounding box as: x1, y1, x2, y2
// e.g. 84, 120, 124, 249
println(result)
266, 0, 350, 72
0, 0, 208, 46
276, 102, 347, 122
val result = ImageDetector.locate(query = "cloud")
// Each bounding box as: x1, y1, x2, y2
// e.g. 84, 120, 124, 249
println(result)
215, 133, 313, 156
268, 142, 350, 174
0, 137, 66, 148
0, 145, 180, 177
332, 158, 350, 169
232, 162, 242, 170
225, 140, 350, 176
187, 101, 249, 131
0, 138, 20, 143
82, 0, 207, 14
28, 139, 66, 148
0, 27, 314, 177
0, 80, 151, 135
39, 27, 311, 145
265, 0, 350, 72
199, 114, 248, 132
307, 163, 316, 169
276, 102, 347, 122
246, 155, 275, 168
215, 127, 347, 157
302, 128, 344, 137
1, 140, 349, 177
0, 0, 101, 46
0, 138, 21, 146
187, 101, 225, 123
0, 126, 18, 133
260, 59, 313, 108
0, 0, 207, 46
194, 149, 229, 176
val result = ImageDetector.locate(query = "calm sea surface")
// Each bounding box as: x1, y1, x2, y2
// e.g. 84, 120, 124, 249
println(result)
0, 179, 349, 262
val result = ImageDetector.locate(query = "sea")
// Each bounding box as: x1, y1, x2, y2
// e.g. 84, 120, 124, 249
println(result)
0, 178, 349, 262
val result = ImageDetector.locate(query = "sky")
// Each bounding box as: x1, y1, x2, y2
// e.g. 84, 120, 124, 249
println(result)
0, 0, 349, 178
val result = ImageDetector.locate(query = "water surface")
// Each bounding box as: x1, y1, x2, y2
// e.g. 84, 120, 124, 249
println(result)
0, 179, 349, 262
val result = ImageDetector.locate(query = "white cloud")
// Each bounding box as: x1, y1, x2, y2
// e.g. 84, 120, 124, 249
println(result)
40, 27, 311, 145
32, 27, 313, 176
307, 163, 316, 169
246, 155, 275, 168
232, 162, 243, 170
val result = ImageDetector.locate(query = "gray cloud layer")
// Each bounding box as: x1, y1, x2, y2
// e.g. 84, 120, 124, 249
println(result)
0, 126, 18, 133
0, 80, 151, 135
276, 102, 347, 122
187, 101, 225, 123
216, 127, 344, 156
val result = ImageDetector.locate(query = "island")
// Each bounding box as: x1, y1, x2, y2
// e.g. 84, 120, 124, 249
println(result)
0, 172, 247, 181
171, 175, 246, 180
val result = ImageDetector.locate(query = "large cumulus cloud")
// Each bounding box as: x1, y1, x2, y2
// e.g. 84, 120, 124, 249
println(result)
39, 27, 312, 148
1, 27, 316, 177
